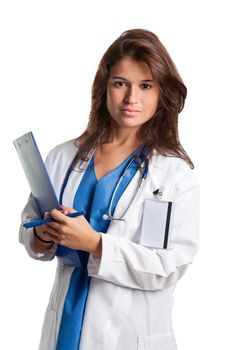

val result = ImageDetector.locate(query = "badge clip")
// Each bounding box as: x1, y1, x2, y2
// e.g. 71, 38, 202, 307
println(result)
153, 186, 164, 197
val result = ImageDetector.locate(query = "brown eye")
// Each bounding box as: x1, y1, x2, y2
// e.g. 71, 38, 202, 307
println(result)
141, 83, 152, 89
114, 81, 127, 87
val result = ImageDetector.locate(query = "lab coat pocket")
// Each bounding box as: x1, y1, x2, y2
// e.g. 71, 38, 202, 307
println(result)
137, 333, 177, 349
140, 198, 173, 249
38, 307, 57, 350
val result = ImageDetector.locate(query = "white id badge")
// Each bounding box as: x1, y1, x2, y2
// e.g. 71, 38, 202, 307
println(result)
140, 198, 173, 249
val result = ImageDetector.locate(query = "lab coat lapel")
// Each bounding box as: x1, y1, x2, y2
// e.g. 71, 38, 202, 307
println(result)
109, 150, 160, 221
62, 149, 95, 207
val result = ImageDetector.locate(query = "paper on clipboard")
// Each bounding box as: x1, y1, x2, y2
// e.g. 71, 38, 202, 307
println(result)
13, 131, 60, 217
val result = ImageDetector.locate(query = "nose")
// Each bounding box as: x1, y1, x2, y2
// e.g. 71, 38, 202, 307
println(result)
123, 85, 138, 104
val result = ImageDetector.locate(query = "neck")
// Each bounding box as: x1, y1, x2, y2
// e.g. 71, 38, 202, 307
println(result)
108, 123, 141, 149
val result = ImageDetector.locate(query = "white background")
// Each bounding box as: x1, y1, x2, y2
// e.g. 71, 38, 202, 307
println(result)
1, 0, 231, 349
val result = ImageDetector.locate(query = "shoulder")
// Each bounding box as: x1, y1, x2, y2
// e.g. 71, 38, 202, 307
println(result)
45, 138, 78, 169
49, 138, 78, 157
152, 151, 199, 189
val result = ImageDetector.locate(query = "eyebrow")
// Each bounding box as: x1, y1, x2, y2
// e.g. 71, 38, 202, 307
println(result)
110, 76, 154, 82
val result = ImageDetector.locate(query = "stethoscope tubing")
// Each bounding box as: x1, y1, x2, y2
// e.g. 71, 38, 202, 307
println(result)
59, 147, 149, 222
106, 155, 149, 221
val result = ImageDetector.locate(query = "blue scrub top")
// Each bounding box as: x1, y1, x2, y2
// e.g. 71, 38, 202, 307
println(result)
56, 147, 143, 350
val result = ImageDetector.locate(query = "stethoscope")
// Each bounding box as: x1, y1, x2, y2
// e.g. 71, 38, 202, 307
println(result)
59, 147, 150, 222
102, 154, 149, 221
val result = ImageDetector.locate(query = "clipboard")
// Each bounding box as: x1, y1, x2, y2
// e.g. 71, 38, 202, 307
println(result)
13, 131, 60, 217
14, 131, 83, 268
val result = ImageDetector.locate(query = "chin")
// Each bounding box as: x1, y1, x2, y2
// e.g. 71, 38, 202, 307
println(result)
121, 122, 142, 130
111, 115, 143, 129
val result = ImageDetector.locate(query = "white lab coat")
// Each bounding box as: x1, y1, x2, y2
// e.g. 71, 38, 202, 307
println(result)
19, 139, 200, 350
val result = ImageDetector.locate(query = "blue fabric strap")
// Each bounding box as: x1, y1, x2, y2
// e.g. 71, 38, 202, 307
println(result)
56, 148, 142, 350
55, 252, 90, 349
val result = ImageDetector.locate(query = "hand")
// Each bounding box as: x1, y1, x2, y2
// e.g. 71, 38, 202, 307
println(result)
43, 207, 102, 256
32, 211, 57, 253
34, 211, 57, 243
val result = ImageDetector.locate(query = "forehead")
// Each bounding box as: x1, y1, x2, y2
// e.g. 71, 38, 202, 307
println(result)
109, 56, 153, 80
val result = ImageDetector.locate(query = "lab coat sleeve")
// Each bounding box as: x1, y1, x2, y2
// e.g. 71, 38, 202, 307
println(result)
87, 169, 200, 291
18, 151, 58, 261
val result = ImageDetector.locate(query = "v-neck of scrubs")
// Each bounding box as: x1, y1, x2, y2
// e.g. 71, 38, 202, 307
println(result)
92, 147, 140, 182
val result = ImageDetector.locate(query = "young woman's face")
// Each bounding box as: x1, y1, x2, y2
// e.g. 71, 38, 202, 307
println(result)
106, 56, 159, 132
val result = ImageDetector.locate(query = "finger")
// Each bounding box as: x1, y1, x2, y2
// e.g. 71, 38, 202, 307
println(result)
42, 223, 60, 237
49, 208, 67, 223
60, 206, 77, 215
61, 208, 69, 215
43, 231, 60, 243
60, 206, 69, 215
46, 220, 63, 231
44, 211, 51, 219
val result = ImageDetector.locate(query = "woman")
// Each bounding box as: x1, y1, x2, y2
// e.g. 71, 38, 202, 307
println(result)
19, 28, 199, 350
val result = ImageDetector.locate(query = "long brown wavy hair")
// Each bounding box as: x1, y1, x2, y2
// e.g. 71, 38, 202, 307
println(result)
73, 28, 194, 169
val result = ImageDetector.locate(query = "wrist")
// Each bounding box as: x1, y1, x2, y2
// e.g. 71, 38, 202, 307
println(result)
32, 228, 54, 254
90, 231, 102, 258
33, 227, 54, 244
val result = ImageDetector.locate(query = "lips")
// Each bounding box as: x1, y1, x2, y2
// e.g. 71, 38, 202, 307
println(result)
120, 109, 140, 117
120, 108, 140, 112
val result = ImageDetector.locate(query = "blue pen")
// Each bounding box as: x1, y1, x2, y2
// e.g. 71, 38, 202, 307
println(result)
23, 211, 86, 228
